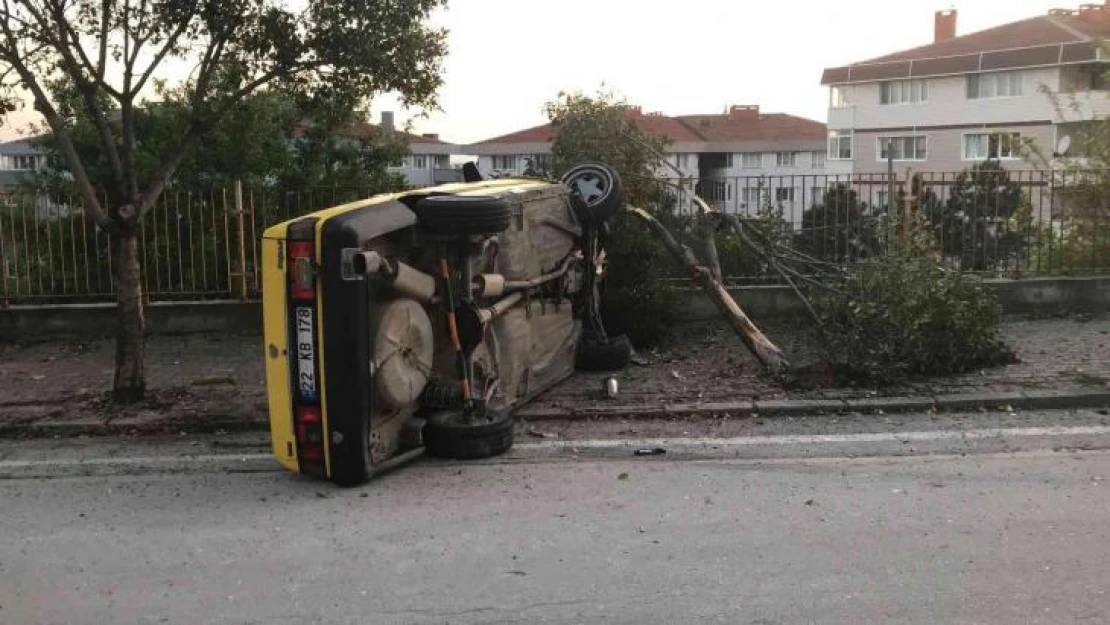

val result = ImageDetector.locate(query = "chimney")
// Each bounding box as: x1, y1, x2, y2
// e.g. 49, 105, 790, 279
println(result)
1079, 3, 1109, 23
621, 105, 644, 118
935, 9, 957, 43
728, 105, 760, 120
380, 111, 395, 133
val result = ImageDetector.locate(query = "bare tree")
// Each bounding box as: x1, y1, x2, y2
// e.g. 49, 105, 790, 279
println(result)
0, 0, 447, 401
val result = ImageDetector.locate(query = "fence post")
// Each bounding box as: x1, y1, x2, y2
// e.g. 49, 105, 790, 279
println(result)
0, 223, 7, 309
235, 180, 249, 301
901, 166, 915, 246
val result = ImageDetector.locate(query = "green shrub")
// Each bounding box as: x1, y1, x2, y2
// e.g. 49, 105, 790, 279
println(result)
598, 207, 687, 347
813, 235, 1013, 384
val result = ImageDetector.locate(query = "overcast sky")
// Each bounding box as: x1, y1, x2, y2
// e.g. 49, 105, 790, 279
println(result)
0, 0, 1081, 143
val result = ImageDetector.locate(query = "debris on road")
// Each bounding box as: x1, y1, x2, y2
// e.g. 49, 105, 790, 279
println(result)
525, 426, 556, 439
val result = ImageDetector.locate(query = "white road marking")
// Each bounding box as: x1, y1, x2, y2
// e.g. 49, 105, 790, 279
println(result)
0, 453, 274, 471
2, 425, 1110, 476
513, 425, 1110, 451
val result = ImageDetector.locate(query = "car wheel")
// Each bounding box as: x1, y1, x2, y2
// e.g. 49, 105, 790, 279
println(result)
562, 163, 623, 224
576, 333, 633, 372
414, 195, 512, 235
423, 408, 514, 460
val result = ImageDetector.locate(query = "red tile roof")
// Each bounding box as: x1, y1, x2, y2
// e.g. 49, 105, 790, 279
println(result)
823, 7, 1110, 84
473, 123, 555, 145
347, 121, 452, 144
473, 109, 825, 146
675, 113, 826, 142
862, 14, 1107, 65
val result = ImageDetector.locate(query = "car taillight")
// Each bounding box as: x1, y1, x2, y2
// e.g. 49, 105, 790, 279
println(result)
286, 221, 324, 475
289, 241, 316, 300
296, 405, 325, 464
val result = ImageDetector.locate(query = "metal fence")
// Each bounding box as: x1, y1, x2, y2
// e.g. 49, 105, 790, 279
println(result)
1, 170, 1109, 306
0, 184, 381, 306
671, 170, 1110, 282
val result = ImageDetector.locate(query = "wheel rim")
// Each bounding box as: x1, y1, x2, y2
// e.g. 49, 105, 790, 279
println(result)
567, 169, 611, 207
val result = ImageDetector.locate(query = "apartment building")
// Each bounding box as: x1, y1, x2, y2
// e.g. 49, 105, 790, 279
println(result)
466, 105, 826, 218
0, 138, 45, 198
821, 3, 1110, 176
332, 112, 462, 188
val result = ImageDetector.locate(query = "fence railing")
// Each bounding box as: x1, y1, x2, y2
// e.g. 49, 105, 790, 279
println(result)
666, 170, 1110, 282
0, 185, 382, 306
2, 171, 1109, 306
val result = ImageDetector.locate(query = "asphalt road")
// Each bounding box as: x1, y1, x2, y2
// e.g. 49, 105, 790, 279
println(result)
2, 431, 1110, 624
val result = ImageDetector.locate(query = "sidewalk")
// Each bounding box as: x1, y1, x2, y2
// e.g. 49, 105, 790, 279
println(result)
1, 315, 1107, 436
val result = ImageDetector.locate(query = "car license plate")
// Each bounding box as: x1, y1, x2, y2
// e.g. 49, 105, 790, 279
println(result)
294, 307, 317, 401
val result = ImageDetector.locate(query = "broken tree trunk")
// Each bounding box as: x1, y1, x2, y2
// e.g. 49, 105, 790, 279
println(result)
627, 206, 790, 374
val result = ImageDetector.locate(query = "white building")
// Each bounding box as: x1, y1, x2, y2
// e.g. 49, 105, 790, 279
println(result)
821, 4, 1110, 177
344, 112, 462, 188
466, 105, 827, 221
0, 138, 45, 197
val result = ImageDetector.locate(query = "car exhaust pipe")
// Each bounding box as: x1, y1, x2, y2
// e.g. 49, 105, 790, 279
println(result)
351, 251, 437, 303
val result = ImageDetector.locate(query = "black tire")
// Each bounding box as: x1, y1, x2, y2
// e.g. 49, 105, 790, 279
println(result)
423, 409, 515, 460
562, 163, 623, 224
462, 161, 483, 182
576, 333, 632, 372
414, 195, 511, 235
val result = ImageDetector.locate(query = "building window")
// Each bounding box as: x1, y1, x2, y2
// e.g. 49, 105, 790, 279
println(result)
963, 132, 1022, 160
673, 153, 690, 169
741, 153, 762, 169
433, 154, 450, 168
389, 157, 405, 168
828, 131, 852, 160
2, 154, 38, 170
776, 152, 797, 167
704, 181, 732, 202
740, 187, 764, 206
492, 155, 516, 170
967, 71, 1023, 99
877, 135, 927, 161
412, 155, 428, 169
775, 187, 795, 203
524, 154, 550, 172
812, 152, 826, 168
880, 80, 929, 105
830, 85, 851, 108
723, 153, 734, 169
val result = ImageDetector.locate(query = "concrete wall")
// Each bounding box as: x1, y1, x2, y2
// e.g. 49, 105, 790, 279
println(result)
4, 277, 1106, 342
684, 276, 1110, 324
1, 301, 262, 342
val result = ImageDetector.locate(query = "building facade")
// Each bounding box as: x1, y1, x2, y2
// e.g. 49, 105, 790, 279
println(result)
821, 4, 1110, 177
0, 138, 45, 198
466, 105, 826, 221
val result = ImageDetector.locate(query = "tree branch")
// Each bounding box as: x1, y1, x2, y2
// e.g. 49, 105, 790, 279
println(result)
38, 0, 126, 194
134, 31, 227, 219
129, 8, 194, 97
45, 0, 123, 99
96, 0, 110, 82
0, 27, 109, 225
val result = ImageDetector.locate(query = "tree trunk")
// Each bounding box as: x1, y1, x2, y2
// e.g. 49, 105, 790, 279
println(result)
112, 228, 146, 403
627, 207, 791, 374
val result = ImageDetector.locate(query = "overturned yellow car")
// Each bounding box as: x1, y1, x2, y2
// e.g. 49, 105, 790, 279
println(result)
261, 164, 631, 484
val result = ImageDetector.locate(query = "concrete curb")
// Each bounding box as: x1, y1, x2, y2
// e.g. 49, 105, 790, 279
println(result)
517, 389, 1110, 421
2, 390, 1108, 439
0, 415, 267, 439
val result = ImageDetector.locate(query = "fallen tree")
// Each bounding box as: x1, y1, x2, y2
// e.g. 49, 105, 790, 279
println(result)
626, 206, 790, 374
